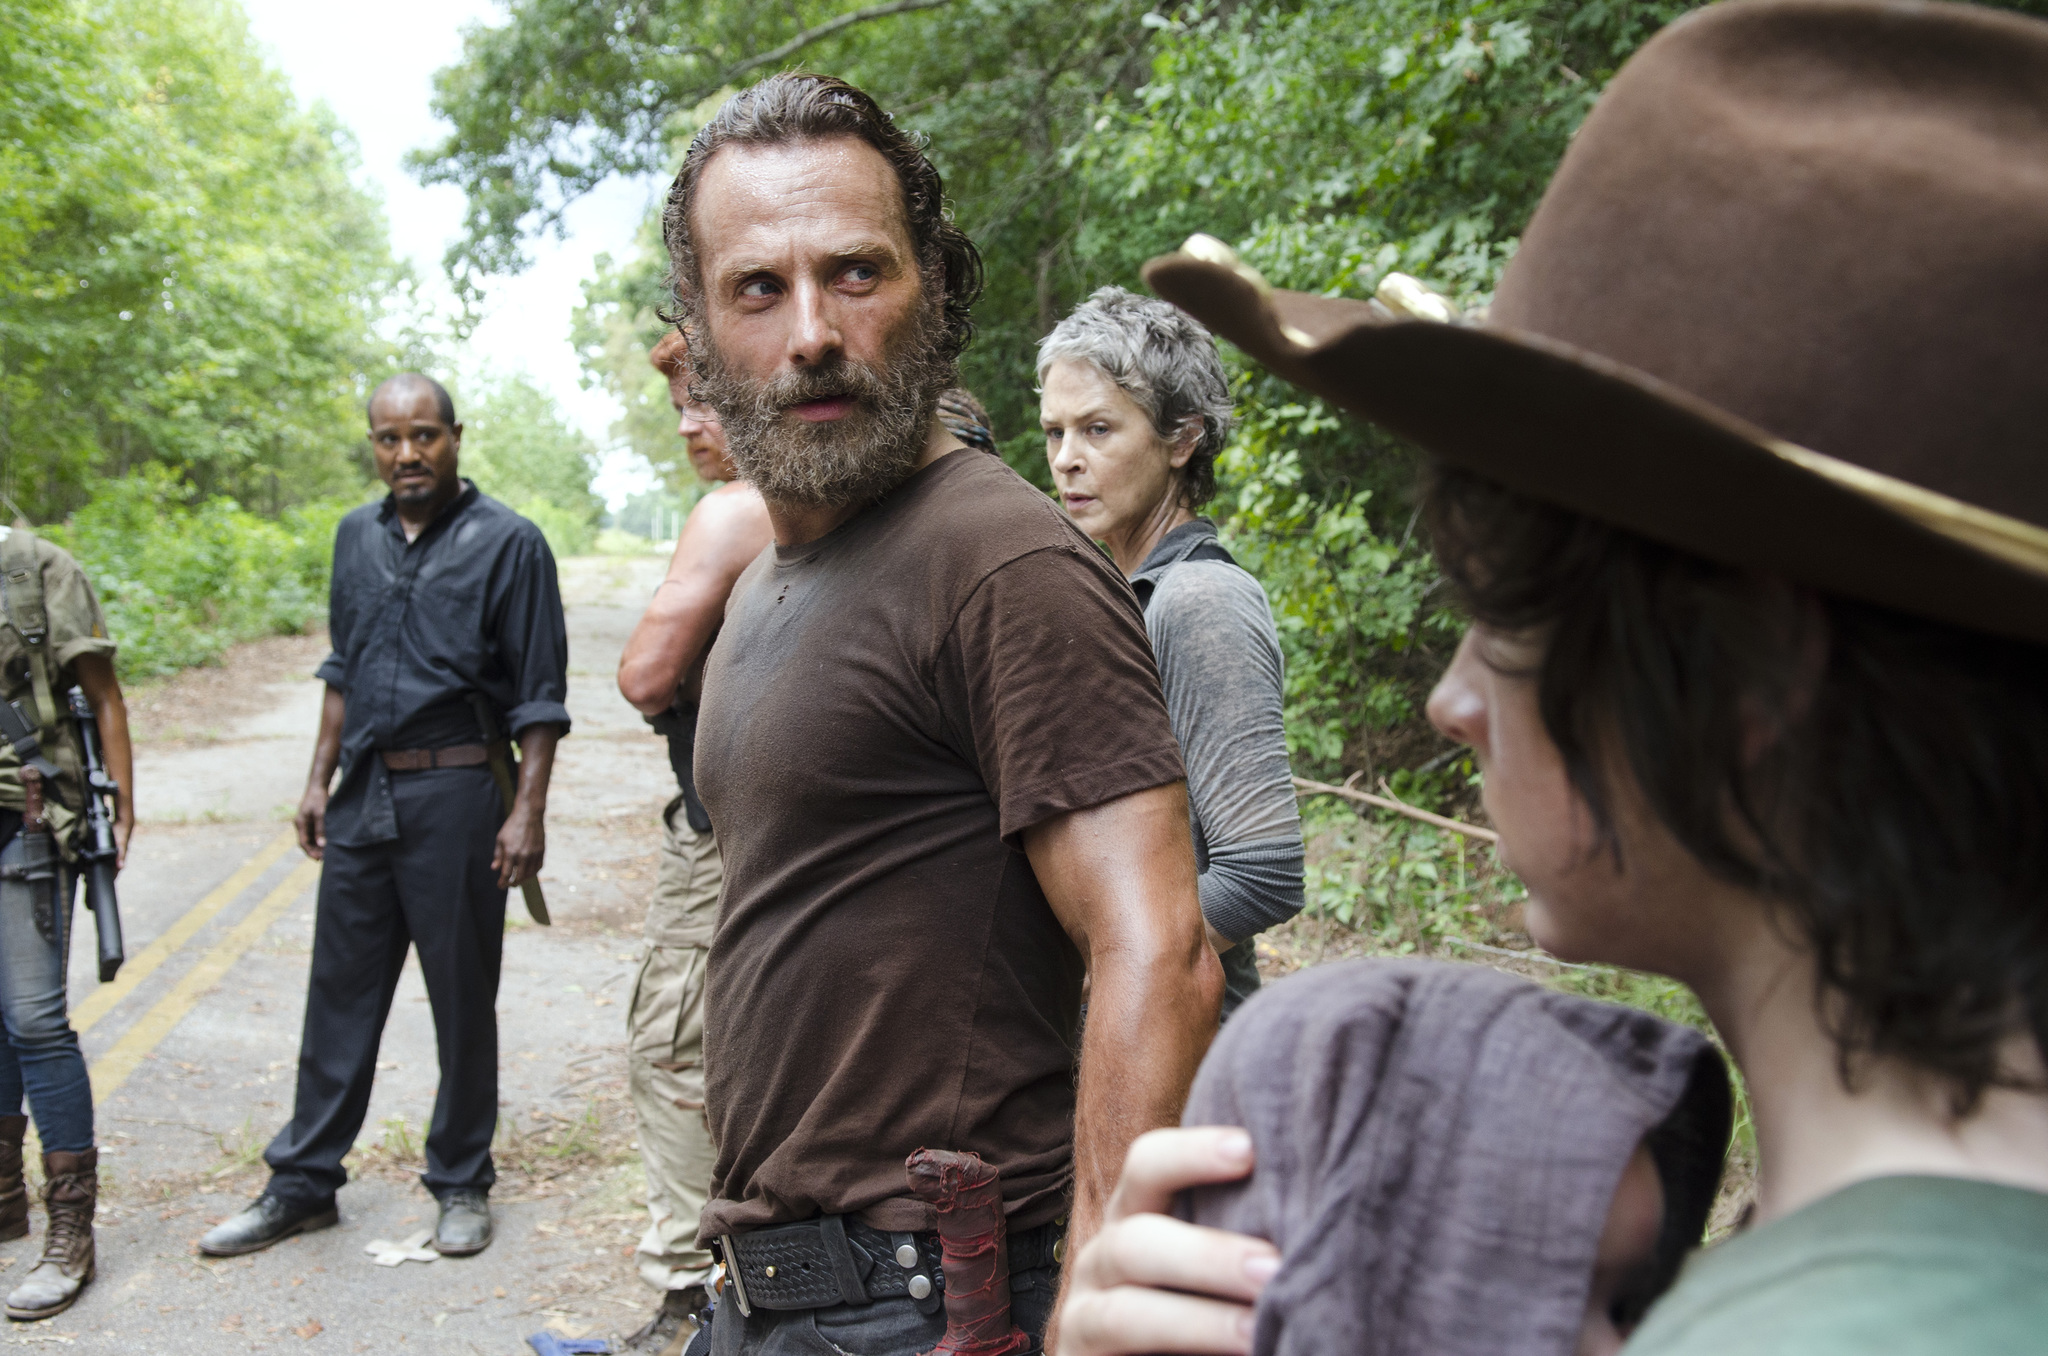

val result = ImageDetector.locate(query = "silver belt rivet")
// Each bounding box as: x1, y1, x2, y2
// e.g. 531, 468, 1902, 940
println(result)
764, 1265, 777, 1278
895, 1243, 918, 1269
907, 1274, 932, 1300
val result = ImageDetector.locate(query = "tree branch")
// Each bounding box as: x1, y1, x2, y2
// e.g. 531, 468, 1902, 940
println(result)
724, 0, 956, 82
1292, 775, 1500, 844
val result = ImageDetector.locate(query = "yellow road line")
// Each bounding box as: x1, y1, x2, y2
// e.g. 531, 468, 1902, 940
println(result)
72, 827, 300, 1035
89, 857, 321, 1101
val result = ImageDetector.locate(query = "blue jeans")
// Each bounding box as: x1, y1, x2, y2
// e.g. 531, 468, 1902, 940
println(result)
0, 836, 91, 1152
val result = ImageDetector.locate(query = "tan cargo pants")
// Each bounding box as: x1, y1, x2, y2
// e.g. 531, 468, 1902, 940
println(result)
627, 794, 721, 1292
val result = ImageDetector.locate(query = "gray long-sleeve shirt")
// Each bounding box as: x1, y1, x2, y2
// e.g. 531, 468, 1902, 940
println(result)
1132, 520, 1305, 945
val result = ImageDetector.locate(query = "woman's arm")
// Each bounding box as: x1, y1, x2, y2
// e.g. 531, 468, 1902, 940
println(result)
1148, 563, 1306, 947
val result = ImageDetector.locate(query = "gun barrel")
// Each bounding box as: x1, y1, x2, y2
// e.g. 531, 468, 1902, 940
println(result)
65, 686, 124, 981
87, 859, 121, 982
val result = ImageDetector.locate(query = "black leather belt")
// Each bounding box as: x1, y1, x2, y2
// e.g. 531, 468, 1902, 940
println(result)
715, 1217, 1062, 1317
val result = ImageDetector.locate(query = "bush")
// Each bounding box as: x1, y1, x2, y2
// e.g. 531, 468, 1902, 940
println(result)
45, 468, 356, 679
511, 496, 595, 559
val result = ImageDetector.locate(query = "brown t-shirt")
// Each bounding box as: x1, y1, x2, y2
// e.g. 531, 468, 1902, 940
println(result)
694, 448, 1185, 1239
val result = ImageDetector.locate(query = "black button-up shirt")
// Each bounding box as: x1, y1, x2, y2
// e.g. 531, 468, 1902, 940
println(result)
315, 483, 571, 846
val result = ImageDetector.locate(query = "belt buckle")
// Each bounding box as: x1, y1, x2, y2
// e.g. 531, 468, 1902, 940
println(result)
719, 1235, 752, 1317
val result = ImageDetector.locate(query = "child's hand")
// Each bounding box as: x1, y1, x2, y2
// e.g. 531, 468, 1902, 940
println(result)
1056, 1127, 1278, 1356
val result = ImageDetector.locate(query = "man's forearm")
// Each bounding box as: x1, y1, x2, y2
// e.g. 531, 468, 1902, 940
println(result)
1069, 943, 1222, 1250
306, 686, 345, 791
512, 725, 559, 815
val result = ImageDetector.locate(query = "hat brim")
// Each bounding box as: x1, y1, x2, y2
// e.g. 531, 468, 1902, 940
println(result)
1143, 250, 2048, 647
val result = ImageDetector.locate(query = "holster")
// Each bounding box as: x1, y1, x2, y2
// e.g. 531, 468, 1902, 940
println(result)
15, 830, 58, 946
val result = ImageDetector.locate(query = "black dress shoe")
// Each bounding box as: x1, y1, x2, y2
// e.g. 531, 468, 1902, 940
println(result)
433, 1188, 492, 1256
197, 1194, 339, 1257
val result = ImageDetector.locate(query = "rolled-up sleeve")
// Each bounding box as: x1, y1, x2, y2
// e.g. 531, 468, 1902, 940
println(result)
315, 519, 354, 691
1149, 562, 1305, 944
490, 526, 571, 736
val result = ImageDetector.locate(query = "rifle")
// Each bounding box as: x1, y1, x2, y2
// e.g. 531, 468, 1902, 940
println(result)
468, 693, 550, 926
0, 699, 65, 953
66, 687, 122, 981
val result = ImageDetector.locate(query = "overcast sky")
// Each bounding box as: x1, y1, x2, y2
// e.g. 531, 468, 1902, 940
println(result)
235, 0, 662, 506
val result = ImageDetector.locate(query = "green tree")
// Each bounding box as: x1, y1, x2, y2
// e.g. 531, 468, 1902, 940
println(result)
573, 218, 696, 493
415, 0, 1159, 479
0, 0, 410, 520
419, 0, 2048, 776
458, 373, 603, 557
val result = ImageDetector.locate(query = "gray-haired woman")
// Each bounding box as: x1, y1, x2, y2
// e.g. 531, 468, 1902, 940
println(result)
1038, 286, 1304, 1019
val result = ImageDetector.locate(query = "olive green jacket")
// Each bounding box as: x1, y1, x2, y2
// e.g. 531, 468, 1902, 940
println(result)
0, 526, 116, 842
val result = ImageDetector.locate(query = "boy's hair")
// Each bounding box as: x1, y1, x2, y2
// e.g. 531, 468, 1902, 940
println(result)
1425, 462, 2048, 1111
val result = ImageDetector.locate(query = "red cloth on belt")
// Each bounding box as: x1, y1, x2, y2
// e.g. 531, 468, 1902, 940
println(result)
905, 1149, 1033, 1356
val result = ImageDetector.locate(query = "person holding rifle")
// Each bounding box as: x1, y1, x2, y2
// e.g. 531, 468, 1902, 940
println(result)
0, 518, 132, 1321
200, 373, 570, 1262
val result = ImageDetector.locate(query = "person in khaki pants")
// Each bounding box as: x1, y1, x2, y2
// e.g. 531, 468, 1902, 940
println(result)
616, 333, 771, 1355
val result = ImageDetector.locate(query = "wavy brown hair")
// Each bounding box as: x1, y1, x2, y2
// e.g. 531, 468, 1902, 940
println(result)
659, 73, 982, 365
1424, 462, 2048, 1112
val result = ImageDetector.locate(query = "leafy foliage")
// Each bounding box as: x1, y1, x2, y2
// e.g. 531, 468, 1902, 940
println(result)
457, 373, 605, 558
45, 468, 353, 678
423, 0, 1161, 463
423, 0, 2048, 1015
573, 218, 699, 494
437, 0, 1760, 777
0, 0, 413, 520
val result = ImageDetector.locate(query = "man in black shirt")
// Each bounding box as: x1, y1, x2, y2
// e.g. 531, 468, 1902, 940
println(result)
200, 373, 570, 1260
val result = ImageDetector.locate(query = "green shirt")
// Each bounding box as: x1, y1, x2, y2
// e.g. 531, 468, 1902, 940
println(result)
1625, 1176, 2048, 1355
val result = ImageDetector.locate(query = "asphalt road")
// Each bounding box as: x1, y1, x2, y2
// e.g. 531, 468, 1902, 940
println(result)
6, 554, 680, 1354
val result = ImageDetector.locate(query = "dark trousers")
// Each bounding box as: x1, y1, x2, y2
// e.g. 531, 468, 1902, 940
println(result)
703, 1264, 1058, 1356
264, 765, 506, 1206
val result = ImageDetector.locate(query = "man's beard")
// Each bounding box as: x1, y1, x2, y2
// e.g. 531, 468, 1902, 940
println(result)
692, 297, 955, 511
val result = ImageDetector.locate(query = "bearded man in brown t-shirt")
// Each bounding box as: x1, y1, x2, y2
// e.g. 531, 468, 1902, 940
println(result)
667, 74, 1224, 1356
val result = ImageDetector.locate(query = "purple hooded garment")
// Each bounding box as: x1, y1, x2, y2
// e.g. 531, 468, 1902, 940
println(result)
1179, 958, 1730, 1356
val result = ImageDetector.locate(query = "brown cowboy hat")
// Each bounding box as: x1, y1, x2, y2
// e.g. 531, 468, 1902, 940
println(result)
1141, 0, 2048, 645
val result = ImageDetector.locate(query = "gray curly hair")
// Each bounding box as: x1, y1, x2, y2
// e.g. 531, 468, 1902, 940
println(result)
1036, 286, 1235, 509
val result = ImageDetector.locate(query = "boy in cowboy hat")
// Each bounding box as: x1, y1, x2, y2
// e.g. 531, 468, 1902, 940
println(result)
1055, 1, 2048, 1353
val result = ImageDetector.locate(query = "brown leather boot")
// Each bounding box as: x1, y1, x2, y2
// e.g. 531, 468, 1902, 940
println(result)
5, 1149, 95, 1321
0, 1116, 29, 1242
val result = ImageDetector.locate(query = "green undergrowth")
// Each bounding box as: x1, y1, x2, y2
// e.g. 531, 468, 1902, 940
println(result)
44, 467, 356, 679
